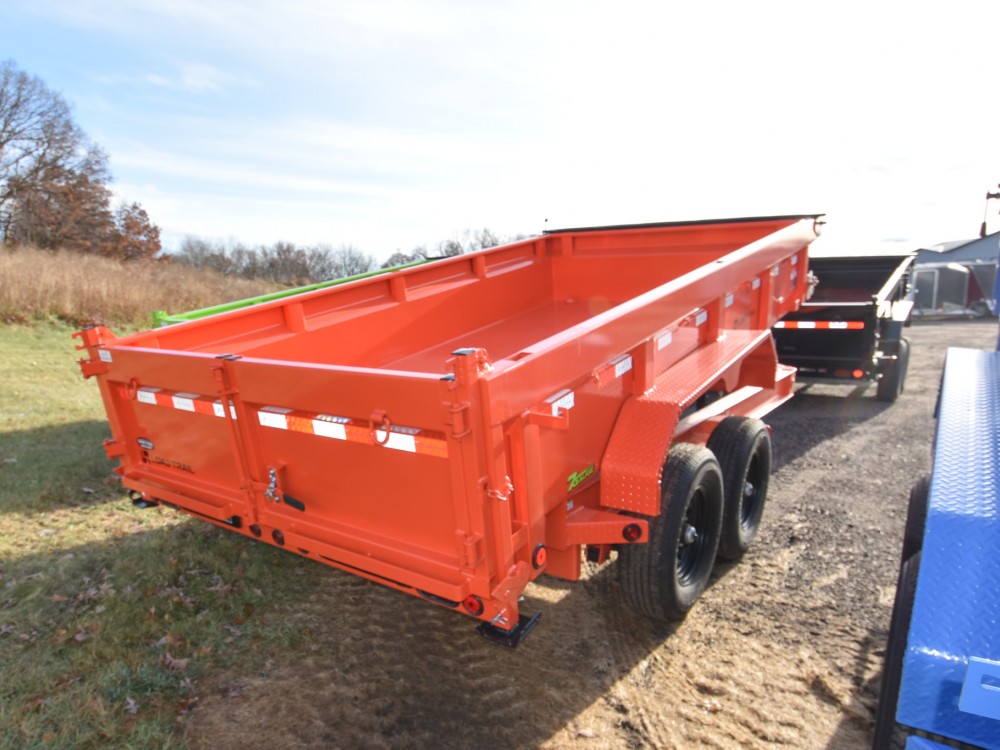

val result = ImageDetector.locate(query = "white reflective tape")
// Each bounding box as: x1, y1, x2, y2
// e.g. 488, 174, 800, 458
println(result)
695, 311, 708, 326
724, 293, 734, 308
545, 388, 575, 415
657, 331, 673, 351
172, 395, 195, 412
791, 255, 799, 265
258, 409, 289, 429
796, 321, 817, 329
828, 321, 849, 329
376, 431, 417, 453
752, 277, 761, 290
213, 401, 237, 419
613, 355, 633, 378
98, 349, 113, 363
312, 419, 347, 440
137, 388, 159, 405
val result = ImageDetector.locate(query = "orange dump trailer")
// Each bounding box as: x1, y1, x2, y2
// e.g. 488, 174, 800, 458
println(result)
76, 215, 822, 645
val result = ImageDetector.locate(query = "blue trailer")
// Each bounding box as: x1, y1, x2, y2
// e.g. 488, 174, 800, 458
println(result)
872, 341, 1000, 747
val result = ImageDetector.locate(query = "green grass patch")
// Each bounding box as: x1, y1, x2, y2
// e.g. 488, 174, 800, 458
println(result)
0, 322, 325, 748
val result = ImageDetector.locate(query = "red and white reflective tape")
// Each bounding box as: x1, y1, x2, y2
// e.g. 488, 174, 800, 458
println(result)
773, 320, 864, 330
134, 387, 236, 418
130, 387, 447, 458
255, 406, 448, 458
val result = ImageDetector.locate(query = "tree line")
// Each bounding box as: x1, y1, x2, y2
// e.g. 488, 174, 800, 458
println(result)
172, 228, 518, 286
1, 59, 524, 286
0, 59, 161, 260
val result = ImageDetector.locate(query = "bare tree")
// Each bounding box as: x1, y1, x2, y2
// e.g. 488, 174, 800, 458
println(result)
329, 244, 375, 278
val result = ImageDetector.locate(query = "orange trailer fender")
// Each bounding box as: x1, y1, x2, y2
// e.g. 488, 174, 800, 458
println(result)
600, 330, 792, 517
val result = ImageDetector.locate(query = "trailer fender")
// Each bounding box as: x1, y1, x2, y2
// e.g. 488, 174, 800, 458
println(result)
600, 330, 786, 517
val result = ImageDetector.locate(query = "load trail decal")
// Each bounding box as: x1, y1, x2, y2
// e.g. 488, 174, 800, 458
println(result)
567, 464, 596, 492
129, 386, 448, 458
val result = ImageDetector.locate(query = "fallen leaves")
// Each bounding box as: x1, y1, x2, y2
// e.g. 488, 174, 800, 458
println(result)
163, 652, 189, 671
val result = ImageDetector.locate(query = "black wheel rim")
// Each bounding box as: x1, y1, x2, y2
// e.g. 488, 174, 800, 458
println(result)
677, 487, 711, 586
740, 451, 765, 532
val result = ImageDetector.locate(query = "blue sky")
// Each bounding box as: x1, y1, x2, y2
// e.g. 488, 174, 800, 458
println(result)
3, 1, 999, 260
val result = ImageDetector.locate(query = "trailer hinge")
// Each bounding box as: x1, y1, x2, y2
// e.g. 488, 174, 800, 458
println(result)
447, 401, 472, 438
456, 531, 484, 569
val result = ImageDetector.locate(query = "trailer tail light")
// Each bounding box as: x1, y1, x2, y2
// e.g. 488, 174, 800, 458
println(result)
462, 595, 484, 616
249, 524, 262, 538
623, 523, 643, 542
853, 370, 864, 379
272, 530, 285, 546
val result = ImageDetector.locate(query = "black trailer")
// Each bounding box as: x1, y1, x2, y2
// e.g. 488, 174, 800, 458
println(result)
772, 252, 915, 402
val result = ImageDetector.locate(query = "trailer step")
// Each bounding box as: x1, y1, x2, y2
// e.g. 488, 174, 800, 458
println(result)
476, 612, 542, 648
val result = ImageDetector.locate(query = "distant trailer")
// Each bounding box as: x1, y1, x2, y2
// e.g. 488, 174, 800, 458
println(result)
772, 253, 915, 402
911, 260, 998, 319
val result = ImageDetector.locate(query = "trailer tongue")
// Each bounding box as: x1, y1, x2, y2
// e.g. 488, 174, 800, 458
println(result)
76, 215, 823, 645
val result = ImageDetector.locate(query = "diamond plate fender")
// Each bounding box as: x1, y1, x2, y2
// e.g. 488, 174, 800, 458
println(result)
600, 330, 784, 516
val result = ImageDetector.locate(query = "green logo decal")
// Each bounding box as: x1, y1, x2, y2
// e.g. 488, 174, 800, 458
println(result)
567, 463, 595, 492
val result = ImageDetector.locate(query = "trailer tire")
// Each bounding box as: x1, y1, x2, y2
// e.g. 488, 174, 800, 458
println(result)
871, 552, 920, 750
618, 443, 723, 622
901, 475, 929, 563
707, 416, 771, 561
876, 338, 909, 403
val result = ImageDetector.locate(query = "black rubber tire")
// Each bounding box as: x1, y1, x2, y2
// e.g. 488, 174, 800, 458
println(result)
871, 552, 920, 750
706, 416, 772, 561
901, 475, 930, 563
876, 338, 909, 403
618, 443, 723, 622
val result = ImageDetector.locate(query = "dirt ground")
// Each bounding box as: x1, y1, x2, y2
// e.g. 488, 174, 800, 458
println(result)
183, 319, 998, 750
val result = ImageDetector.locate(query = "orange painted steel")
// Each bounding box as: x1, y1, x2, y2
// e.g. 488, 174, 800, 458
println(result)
76, 215, 823, 636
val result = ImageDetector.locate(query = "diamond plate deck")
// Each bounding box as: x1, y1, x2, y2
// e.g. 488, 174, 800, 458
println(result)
897, 347, 1000, 747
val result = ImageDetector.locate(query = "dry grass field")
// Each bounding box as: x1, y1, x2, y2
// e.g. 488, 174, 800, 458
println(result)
0, 246, 280, 327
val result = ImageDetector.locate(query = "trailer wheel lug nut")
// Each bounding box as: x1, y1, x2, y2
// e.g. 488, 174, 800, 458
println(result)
683, 524, 698, 545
